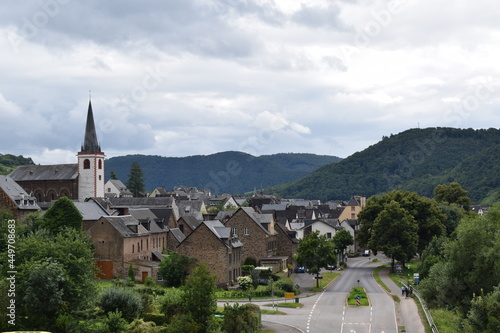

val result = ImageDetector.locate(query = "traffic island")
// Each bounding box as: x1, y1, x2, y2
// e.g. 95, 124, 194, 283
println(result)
347, 287, 370, 306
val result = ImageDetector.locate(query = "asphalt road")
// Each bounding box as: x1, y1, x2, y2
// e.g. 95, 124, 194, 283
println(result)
261, 257, 398, 333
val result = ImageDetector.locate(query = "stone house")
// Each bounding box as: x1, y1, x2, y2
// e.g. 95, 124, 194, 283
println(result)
176, 220, 243, 288
222, 207, 281, 270
0, 175, 40, 219
86, 215, 168, 282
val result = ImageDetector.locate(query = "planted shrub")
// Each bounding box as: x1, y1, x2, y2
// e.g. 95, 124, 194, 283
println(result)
100, 287, 143, 320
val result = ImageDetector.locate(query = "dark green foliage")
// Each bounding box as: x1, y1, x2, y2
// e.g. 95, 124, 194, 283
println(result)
419, 205, 500, 315
100, 287, 143, 320
223, 302, 261, 333
43, 196, 83, 233
370, 201, 419, 269
126, 161, 146, 197
295, 231, 337, 287
158, 252, 196, 287
110, 170, 118, 180
332, 229, 354, 262
243, 256, 258, 267
417, 236, 446, 279
434, 182, 472, 210
15, 259, 66, 329
0, 227, 98, 331
182, 263, 217, 332
358, 191, 446, 256
271, 127, 500, 202
461, 286, 500, 333
158, 288, 185, 322
0, 153, 34, 174
106, 152, 340, 194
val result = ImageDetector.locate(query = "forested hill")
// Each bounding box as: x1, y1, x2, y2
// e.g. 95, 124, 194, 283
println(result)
270, 127, 500, 204
0, 154, 35, 175
105, 152, 341, 194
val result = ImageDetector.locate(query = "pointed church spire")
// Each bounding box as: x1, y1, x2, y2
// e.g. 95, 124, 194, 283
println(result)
81, 99, 101, 152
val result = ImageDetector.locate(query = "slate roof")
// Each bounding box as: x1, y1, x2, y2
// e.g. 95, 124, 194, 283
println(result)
105, 197, 174, 207
99, 215, 147, 237
73, 201, 110, 220
347, 197, 360, 206
170, 228, 186, 243
204, 220, 243, 248
179, 214, 202, 230
129, 208, 158, 222
0, 175, 40, 210
9, 164, 78, 181
108, 179, 132, 196
81, 101, 101, 152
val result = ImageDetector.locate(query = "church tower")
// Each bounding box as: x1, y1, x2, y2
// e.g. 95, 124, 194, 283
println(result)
78, 100, 105, 200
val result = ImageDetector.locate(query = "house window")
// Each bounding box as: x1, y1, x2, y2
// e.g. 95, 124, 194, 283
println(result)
244, 227, 249, 236
132, 244, 134, 253
98, 159, 102, 169
351, 213, 356, 219
179, 224, 184, 233
351, 206, 355, 211
83, 159, 90, 169
326, 232, 332, 239
231, 227, 237, 235
228, 253, 232, 265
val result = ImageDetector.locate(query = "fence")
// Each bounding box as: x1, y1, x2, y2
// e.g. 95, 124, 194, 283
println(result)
400, 281, 438, 333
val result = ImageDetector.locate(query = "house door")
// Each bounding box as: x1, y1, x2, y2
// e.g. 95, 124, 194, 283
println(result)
96, 261, 113, 279
141, 271, 148, 284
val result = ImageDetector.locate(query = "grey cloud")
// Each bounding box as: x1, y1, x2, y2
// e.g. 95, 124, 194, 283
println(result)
292, 3, 346, 30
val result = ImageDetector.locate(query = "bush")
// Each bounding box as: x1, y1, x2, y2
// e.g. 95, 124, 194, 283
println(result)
100, 287, 143, 320
223, 302, 261, 333
237, 276, 253, 291
158, 288, 185, 321
128, 318, 157, 333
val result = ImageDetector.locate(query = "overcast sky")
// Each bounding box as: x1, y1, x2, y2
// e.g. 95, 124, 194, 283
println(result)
1, 0, 499, 165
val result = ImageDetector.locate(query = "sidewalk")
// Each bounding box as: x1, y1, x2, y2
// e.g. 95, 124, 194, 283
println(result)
379, 266, 426, 333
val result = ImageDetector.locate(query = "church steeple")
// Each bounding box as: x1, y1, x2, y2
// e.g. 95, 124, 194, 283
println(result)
81, 100, 101, 152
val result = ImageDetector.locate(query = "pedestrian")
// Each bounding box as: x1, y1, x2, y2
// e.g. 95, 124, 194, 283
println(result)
405, 288, 409, 298
401, 286, 405, 296
409, 286, 413, 296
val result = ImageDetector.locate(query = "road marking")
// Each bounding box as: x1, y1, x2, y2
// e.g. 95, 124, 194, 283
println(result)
306, 290, 325, 333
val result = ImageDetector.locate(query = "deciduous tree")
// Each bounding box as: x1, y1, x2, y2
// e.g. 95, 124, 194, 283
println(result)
295, 231, 337, 287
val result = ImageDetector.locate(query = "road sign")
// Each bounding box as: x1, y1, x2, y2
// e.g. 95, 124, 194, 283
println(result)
355, 295, 361, 300
314, 276, 323, 279
356, 299, 361, 305
285, 292, 295, 299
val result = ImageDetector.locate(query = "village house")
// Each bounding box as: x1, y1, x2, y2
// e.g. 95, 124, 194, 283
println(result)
176, 220, 243, 288
86, 215, 168, 282
105, 179, 133, 198
0, 175, 40, 219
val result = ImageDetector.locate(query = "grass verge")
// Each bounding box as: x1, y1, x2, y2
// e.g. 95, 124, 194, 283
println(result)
310, 272, 340, 292
373, 264, 391, 292
347, 287, 369, 306
265, 302, 303, 308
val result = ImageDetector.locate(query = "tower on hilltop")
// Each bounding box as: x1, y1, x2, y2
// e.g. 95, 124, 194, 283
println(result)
77, 99, 105, 200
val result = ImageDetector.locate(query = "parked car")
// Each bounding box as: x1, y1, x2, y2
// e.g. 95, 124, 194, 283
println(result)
294, 266, 305, 273
363, 250, 370, 256
327, 264, 337, 270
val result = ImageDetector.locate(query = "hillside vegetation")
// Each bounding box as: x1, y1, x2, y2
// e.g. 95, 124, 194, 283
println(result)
0, 153, 35, 175
105, 152, 341, 194
271, 127, 500, 203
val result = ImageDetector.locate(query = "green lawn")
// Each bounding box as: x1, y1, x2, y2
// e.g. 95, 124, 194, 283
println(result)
311, 272, 340, 291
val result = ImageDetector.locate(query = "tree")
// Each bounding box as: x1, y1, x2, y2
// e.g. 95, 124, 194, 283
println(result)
42, 196, 83, 233
358, 190, 446, 257
126, 161, 146, 197
182, 263, 217, 332
461, 286, 500, 333
158, 252, 196, 287
332, 229, 354, 263
18, 259, 66, 328
419, 205, 500, 315
369, 200, 419, 271
295, 231, 337, 288
110, 170, 118, 180
434, 182, 472, 210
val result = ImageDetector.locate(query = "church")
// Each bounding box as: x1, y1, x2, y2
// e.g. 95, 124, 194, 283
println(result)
9, 101, 105, 202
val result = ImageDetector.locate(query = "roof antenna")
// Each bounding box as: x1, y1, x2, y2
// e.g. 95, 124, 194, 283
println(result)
89, 90, 91, 101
